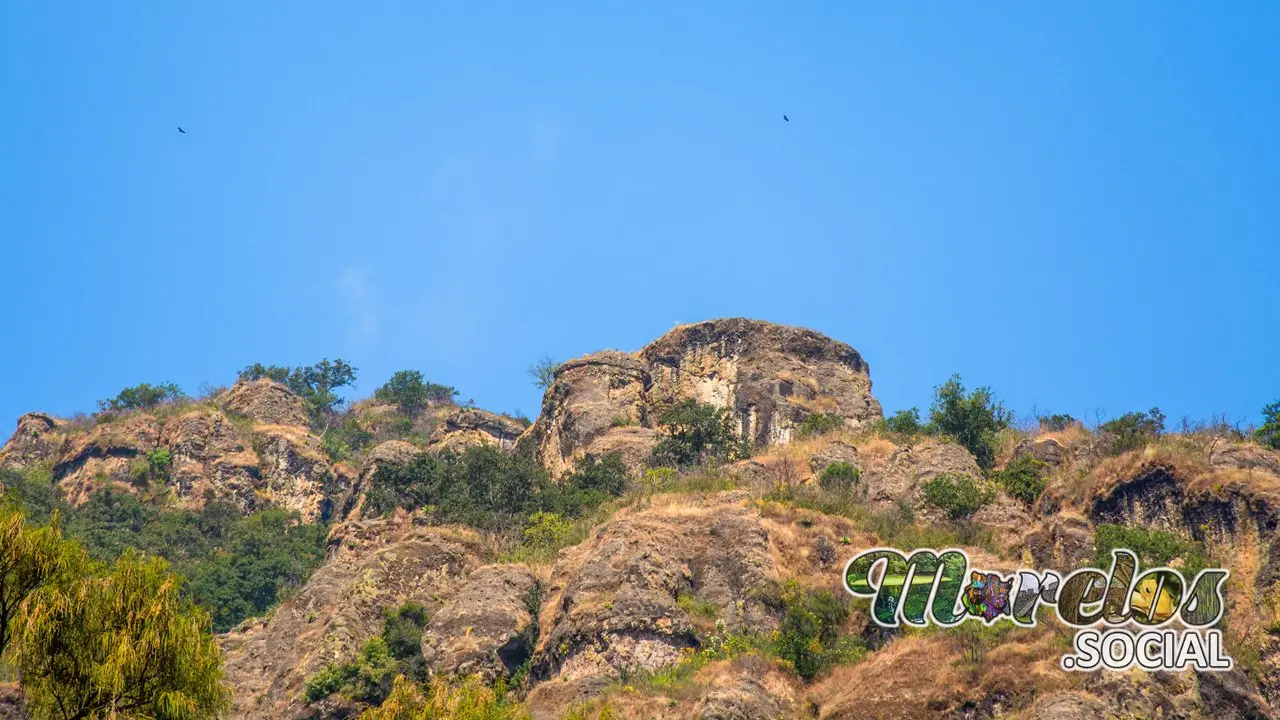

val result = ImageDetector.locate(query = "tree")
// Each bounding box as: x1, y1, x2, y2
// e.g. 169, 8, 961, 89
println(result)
240, 359, 357, 422
649, 401, 743, 469
927, 376, 1012, 470
11, 551, 229, 720
1255, 400, 1280, 451
884, 409, 922, 435
527, 356, 561, 391
0, 508, 83, 657
922, 473, 994, 521
97, 383, 184, 413
1098, 408, 1165, 456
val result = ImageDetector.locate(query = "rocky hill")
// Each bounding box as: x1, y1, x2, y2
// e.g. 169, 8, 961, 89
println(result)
3, 317, 1280, 719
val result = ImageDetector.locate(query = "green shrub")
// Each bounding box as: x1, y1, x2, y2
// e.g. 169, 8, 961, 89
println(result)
1256, 401, 1280, 451
382, 602, 430, 662
375, 370, 453, 418
540, 453, 629, 517
773, 581, 863, 680
927, 376, 1012, 470
991, 454, 1048, 505
1093, 524, 1209, 578
817, 462, 861, 493
1098, 408, 1165, 455
305, 636, 398, 704
885, 408, 922, 435
649, 401, 744, 469
1038, 413, 1076, 432
522, 511, 575, 549
528, 356, 562, 391
97, 382, 184, 413
796, 413, 845, 439
0, 466, 60, 525
922, 473, 994, 521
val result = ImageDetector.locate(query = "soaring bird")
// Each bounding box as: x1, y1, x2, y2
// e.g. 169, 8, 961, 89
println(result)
178, 126, 186, 134
783, 115, 789, 122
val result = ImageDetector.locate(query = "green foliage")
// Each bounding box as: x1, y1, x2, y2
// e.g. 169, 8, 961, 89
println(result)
239, 358, 357, 423
1255, 400, 1280, 451
97, 382, 184, 413
358, 674, 530, 720
817, 462, 861, 493
1093, 524, 1209, 578
796, 413, 845, 438
528, 355, 562, 392
922, 473, 994, 521
12, 551, 229, 720
0, 508, 85, 657
539, 453, 629, 517
1038, 413, 1076, 432
991, 454, 1049, 505
927, 375, 1012, 470
884, 408, 922, 435
772, 581, 863, 680
649, 401, 744, 469
54, 490, 326, 632
0, 466, 60, 525
676, 594, 719, 621
1098, 408, 1166, 456
521, 511, 575, 550
382, 602, 430, 678
306, 636, 399, 705
376, 370, 457, 418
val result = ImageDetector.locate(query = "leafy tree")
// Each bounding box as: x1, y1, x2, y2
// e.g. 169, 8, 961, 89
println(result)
239, 358, 357, 422
382, 602, 430, 662
0, 467, 63, 526
884, 408, 922, 435
796, 413, 845, 438
0, 508, 84, 657
528, 355, 561, 391
1255, 400, 1280, 451
1038, 413, 1076, 432
1098, 408, 1166, 456
11, 552, 229, 720
992, 454, 1048, 505
540, 453, 628, 517
376, 371, 429, 419
927, 376, 1012, 470
97, 382, 184, 413
649, 401, 744, 469
922, 473, 994, 521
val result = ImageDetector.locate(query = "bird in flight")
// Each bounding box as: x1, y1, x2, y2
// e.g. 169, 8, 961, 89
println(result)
783, 115, 789, 122
178, 126, 186, 134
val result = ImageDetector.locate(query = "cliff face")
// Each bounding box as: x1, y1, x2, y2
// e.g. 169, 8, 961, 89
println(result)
521, 318, 883, 477
6, 318, 1280, 720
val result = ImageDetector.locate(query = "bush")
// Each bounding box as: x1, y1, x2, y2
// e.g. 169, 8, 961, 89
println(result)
649, 401, 745, 469
382, 602, 430, 664
1098, 408, 1165, 455
376, 370, 456, 418
991, 454, 1048, 505
927, 376, 1012, 470
1093, 524, 1209, 578
1256, 401, 1280, 451
97, 382, 184, 413
922, 473, 994, 521
305, 636, 398, 704
539, 453, 628, 517
1038, 413, 1076, 432
359, 674, 529, 720
796, 413, 845, 438
817, 462, 861, 493
773, 581, 862, 680
522, 511, 575, 550
884, 408, 922, 435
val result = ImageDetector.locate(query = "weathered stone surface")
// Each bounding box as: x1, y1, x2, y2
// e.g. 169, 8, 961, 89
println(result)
808, 439, 861, 475
161, 409, 259, 509
521, 351, 651, 477
52, 414, 162, 505
251, 425, 348, 523
1021, 512, 1095, 573
220, 516, 484, 720
1013, 437, 1066, 468
431, 407, 525, 453
221, 379, 310, 427
0, 412, 65, 470
527, 494, 778, 710
641, 319, 882, 448
1211, 442, 1280, 477
863, 440, 982, 511
421, 564, 539, 682
0, 684, 25, 720
339, 440, 424, 520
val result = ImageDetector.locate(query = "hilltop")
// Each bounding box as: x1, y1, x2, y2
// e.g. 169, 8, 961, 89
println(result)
3, 317, 1280, 719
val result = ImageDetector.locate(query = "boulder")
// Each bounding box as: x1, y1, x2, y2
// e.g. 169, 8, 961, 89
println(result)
808, 439, 861, 475
0, 412, 65, 470
221, 379, 310, 427
1012, 437, 1066, 468
430, 407, 525, 453
421, 565, 539, 682
251, 425, 348, 523
160, 410, 259, 509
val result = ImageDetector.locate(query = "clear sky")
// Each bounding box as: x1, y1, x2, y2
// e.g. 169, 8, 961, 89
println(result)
3, 3, 1278, 434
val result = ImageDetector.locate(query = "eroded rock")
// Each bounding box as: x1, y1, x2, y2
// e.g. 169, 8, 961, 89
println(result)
421, 565, 539, 682
222, 379, 310, 427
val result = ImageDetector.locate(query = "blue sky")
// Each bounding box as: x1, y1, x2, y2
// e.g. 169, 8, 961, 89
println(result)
3, 3, 1278, 433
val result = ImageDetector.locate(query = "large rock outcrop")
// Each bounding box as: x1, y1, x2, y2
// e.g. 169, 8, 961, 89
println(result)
522, 319, 883, 477
430, 407, 525, 453
420, 564, 540, 682
221, 379, 311, 427
0, 412, 64, 470
220, 515, 485, 720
